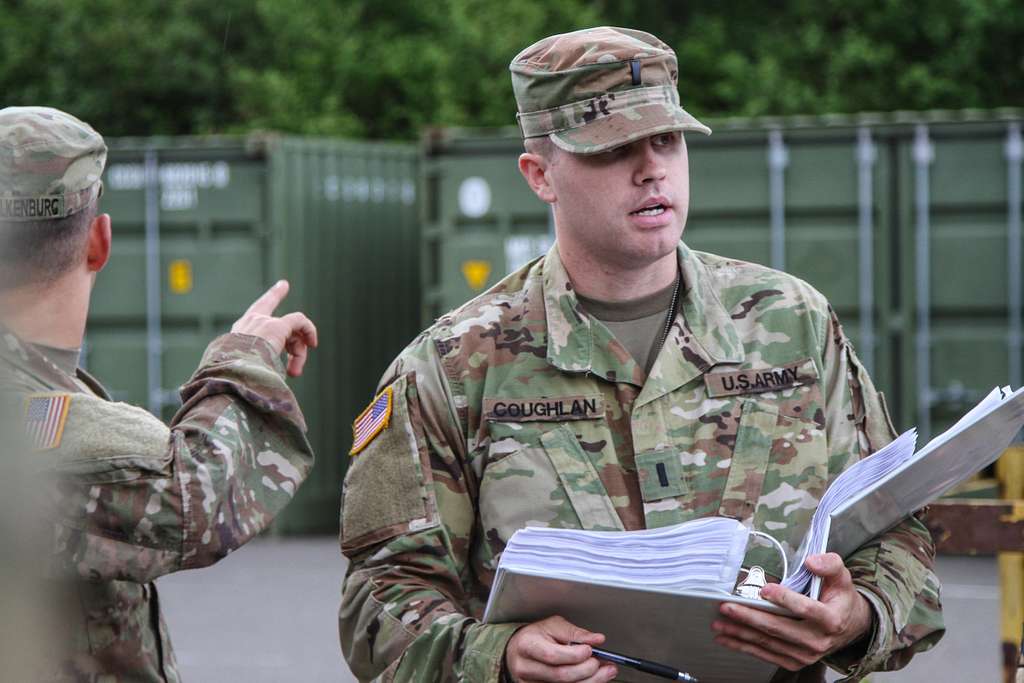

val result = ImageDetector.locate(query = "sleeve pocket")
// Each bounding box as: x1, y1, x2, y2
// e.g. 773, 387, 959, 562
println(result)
51, 395, 172, 483
341, 374, 439, 555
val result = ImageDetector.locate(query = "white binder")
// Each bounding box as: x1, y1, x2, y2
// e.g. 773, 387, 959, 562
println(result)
484, 386, 1024, 683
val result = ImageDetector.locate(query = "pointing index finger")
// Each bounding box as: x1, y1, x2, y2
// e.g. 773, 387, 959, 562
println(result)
247, 280, 289, 316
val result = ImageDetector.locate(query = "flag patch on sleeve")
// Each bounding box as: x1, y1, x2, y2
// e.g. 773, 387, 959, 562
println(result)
350, 386, 393, 456
24, 393, 71, 450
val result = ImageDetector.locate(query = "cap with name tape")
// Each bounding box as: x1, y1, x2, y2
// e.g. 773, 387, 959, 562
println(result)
0, 106, 106, 222
510, 26, 711, 154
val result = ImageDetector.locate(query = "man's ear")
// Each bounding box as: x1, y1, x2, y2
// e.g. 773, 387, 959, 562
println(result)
86, 213, 112, 273
518, 152, 556, 204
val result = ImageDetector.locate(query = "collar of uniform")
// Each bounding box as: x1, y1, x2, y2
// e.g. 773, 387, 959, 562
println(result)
0, 326, 83, 393
541, 244, 640, 383
542, 244, 596, 374
635, 243, 745, 407
541, 243, 738, 388
75, 367, 112, 399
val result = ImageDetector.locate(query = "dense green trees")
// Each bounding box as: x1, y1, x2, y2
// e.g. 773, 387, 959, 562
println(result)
1, 0, 1020, 138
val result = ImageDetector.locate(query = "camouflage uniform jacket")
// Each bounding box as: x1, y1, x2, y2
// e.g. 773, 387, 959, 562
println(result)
339, 243, 944, 682
1, 331, 314, 682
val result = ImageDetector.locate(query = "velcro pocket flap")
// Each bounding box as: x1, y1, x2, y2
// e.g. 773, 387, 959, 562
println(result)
341, 374, 438, 555
718, 399, 778, 520
541, 426, 624, 531
51, 395, 172, 483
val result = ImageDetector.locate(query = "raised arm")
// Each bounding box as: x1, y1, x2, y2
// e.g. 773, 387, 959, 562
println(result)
53, 281, 317, 582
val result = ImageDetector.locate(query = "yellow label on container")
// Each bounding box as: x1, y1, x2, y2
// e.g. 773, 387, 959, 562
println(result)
461, 260, 492, 291
168, 259, 193, 294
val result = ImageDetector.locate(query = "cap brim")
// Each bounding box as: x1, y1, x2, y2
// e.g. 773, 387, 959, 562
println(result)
549, 104, 711, 155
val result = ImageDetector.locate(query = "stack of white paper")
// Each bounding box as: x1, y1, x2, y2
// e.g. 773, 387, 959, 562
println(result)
782, 429, 919, 593
499, 516, 750, 595
484, 385, 1024, 682
492, 384, 1024, 605
785, 385, 1024, 595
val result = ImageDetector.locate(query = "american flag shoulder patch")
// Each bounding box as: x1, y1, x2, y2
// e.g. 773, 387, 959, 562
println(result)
24, 393, 72, 451
350, 386, 394, 456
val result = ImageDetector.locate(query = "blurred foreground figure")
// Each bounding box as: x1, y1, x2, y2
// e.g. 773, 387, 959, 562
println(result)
338, 27, 944, 683
0, 106, 318, 682
0, 391, 66, 679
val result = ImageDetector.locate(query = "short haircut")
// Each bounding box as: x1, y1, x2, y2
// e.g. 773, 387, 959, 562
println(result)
523, 136, 556, 160
0, 203, 95, 290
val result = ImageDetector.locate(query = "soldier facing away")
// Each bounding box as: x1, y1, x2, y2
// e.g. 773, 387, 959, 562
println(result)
0, 106, 318, 681
338, 27, 944, 683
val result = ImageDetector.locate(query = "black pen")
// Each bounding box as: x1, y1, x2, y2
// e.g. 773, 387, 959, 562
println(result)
580, 644, 699, 682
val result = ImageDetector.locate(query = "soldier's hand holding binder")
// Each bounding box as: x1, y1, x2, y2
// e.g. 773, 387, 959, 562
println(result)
711, 552, 873, 672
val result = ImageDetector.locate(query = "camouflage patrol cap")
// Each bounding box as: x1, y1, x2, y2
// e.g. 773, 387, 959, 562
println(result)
510, 26, 711, 154
0, 106, 106, 222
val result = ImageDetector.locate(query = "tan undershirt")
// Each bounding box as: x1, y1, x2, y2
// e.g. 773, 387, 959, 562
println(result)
577, 277, 678, 376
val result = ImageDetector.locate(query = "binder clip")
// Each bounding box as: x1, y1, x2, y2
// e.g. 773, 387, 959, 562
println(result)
734, 566, 767, 599
734, 530, 788, 600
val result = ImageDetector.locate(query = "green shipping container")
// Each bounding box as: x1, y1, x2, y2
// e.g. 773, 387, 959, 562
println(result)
88, 135, 420, 534
421, 131, 554, 321
421, 110, 1024, 437
894, 118, 1024, 438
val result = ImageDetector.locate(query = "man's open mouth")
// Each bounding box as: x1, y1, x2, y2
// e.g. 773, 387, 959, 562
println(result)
630, 204, 668, 216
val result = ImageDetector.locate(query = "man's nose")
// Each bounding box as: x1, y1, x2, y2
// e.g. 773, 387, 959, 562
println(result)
633, 141, 666, 184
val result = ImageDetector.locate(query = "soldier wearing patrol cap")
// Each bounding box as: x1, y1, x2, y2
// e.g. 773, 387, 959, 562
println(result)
0, 106, 319, 681
338, 27, 944, 683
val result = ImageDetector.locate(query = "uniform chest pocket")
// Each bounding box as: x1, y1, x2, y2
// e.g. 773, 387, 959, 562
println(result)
636, 385, 828, 576
479, 423, 624, 547
726, 391, 829, 576
634, 398, 780, 512
717, 400, 779, 520
748, 392, 830, 574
